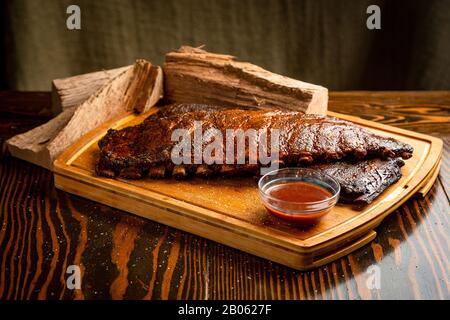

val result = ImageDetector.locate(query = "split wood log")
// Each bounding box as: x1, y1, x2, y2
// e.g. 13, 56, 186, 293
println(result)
6, 59, 163, 170
163, 46, 328, 114
51, 65, 131, 114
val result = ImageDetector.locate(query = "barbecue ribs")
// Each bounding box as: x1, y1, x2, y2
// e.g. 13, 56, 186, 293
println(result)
96, 104, 413, 180
308, 158, 405, 205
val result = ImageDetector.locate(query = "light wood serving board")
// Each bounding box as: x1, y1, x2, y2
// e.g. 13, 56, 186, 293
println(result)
53, 109, 443, 270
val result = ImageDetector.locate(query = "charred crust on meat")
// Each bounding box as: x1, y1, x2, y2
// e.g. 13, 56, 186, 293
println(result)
95, 104, 413, 204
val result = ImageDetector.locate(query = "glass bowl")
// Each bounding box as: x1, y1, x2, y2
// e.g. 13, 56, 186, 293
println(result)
258, 168, 340, 225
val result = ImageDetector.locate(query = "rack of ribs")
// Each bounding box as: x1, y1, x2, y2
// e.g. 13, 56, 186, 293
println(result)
308, 158, 405, 205
96, 104, 413, 181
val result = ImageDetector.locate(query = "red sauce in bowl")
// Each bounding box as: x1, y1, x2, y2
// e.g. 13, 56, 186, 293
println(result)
264, 181, 333, 224
267, 181, 333, 202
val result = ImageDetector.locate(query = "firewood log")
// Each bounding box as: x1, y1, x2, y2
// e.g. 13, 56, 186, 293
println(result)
51, 66, 131, 114
6, 59, 163, 170
163, 46, 328, 115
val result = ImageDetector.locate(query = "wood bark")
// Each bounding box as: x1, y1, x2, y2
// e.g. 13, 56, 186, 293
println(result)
163, 46, 328, 114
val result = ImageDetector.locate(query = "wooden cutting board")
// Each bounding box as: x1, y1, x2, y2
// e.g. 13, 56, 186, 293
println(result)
53, 109, 443, 270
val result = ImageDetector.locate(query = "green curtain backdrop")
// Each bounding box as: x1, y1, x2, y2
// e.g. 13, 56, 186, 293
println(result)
1, 0, 449, 91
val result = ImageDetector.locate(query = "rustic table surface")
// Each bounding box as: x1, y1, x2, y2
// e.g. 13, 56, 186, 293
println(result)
0, 91, 449, 300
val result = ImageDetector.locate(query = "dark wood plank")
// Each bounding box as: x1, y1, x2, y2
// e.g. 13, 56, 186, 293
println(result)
0, 91, 449, 300
0, 91, 52, 117
329, 91, 450, 135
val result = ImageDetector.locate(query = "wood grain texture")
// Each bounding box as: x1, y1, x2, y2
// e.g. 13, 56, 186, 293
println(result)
0, 91, 449, 299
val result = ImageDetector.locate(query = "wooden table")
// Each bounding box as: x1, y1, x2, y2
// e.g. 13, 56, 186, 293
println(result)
0, 91, 449, 300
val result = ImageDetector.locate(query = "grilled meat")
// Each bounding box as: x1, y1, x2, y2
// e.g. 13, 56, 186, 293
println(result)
96, 104, 413, 180
308, 158, 405, 205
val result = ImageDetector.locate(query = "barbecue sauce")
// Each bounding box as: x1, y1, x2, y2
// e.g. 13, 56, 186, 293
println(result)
265, 181, 333, 224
